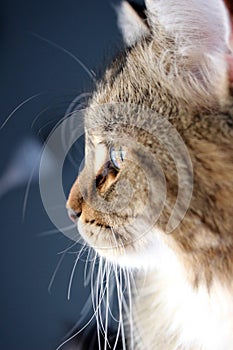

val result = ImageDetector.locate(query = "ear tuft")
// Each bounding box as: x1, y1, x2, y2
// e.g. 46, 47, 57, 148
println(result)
117, 1, 149, 46
145, 0, 230, 54
145, 0, 233, 102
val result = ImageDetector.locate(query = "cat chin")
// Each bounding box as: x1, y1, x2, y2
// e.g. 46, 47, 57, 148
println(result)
78, 219, 178, 271
100, 231, 178, 271
95, 245, 176, 271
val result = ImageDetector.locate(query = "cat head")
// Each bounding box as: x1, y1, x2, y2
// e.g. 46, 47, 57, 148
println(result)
66, 0, 233, 275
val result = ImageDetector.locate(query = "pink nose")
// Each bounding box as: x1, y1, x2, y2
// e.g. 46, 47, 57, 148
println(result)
67, 207, 81, 223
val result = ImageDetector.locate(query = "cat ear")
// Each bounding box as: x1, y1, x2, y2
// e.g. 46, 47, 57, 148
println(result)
145, 0, 230, 53
117, 1, 149, 46
145, 0, 233, 91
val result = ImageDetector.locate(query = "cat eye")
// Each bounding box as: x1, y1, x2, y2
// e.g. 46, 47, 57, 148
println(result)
109, 146, 126, 170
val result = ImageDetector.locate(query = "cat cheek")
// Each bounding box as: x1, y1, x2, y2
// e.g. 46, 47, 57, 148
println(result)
77, 219, 87, 241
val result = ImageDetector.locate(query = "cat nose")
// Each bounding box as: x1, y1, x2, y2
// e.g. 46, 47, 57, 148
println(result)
67, 207, 81, 223
66, 177, 83, 222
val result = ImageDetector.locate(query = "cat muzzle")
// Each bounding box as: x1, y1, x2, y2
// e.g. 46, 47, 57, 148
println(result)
67, 207, 81, 223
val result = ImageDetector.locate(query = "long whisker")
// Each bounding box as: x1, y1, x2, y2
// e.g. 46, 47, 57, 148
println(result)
97, 258, 109, 344
106, 279, 120, 324
119, 267, 127, 350
48, 252, 66, 293
113, 264, 123, 350
98, 259, 111, 349
64, 254, 98, 341
31, 32, 96, 83
0, 92, 44, 130
64, 92, 92, 118
67, 258, 78, 301
111, 227, 119, 250
95, 257, 103, 349
67, 247, 84, 300
58, 238, 84, 255
56, 309, 98, 350
83, 248, 98, 284
37, 224, 76, 237
22, 162, 40, 223
30, 92, 91, 130
104, 261, 110, 350
125, 267, 134, 350
84, 246, 93, 286
36, 117, 64, 137
56, 270, 110, 350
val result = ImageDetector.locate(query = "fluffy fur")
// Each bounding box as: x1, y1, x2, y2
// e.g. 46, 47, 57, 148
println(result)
66, 0, 233, 349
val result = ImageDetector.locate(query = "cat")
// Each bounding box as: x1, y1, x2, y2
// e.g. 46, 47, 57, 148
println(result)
66, 0, 233, 349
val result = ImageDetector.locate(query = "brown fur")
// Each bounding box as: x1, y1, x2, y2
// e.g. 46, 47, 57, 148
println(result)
67, 1, 233, 348
67, 40, 233, 285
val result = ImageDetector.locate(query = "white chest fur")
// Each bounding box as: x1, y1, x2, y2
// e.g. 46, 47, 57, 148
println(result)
133, 261, 233, 350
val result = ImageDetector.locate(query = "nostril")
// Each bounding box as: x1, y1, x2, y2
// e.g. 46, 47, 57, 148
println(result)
67, 207, 81, 223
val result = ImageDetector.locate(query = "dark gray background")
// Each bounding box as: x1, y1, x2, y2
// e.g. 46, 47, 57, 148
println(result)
0, 1, 121, 349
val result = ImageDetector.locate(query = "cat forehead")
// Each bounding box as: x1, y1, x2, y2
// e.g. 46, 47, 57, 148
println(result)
84, 100, 144, 134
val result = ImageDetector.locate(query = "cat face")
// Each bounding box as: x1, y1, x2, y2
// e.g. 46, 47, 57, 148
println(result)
66, 0, 233, 274
67, 105, 175, 267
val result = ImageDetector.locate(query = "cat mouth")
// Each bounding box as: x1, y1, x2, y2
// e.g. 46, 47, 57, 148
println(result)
66, 205, 131, 249
66, 203, 159, 255
77, 218, 135, 265
75, 215, 168, 269
77, 218, 123, 249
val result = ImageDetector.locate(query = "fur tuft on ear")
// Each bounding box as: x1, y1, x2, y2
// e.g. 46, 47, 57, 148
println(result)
145, 0, 230, 53
117, 1, 149, 46
145, 0, 233, 101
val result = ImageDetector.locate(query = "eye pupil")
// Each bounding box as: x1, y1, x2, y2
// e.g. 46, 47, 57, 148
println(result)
110, 146, 126, 169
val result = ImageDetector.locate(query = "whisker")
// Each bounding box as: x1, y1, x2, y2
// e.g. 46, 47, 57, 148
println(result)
36, 118, 63, 137
37, 224, 76, 237
90, 252, 98, 314
48, 252, 66, 293
97, 259, 108, 340
56, 311, 98, 350
111, 227, 119, 250
113, 264, 123, 350
67, 253, 80, 300
40, 104, 83, 141
30, 92, 91, 130
83, 248, 98, 286
58, 268, 113, 350
65, 253, 97, 339
98, 259, 111, 349
95, 257, 103, 350
120, 268, 127, 350
31, 32, 96, 83
0, 92, 44, 130
106, 279, 120, 324
31, 106, 57, 131
64, 92, 92, 118
83, 249, 97, 290
84, 247, 93, 286
57, 238, 84, 255
125, 268, 134, 350
22, 160, 40, 223
67, 242, 88, 301
104, 261, 111, 350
